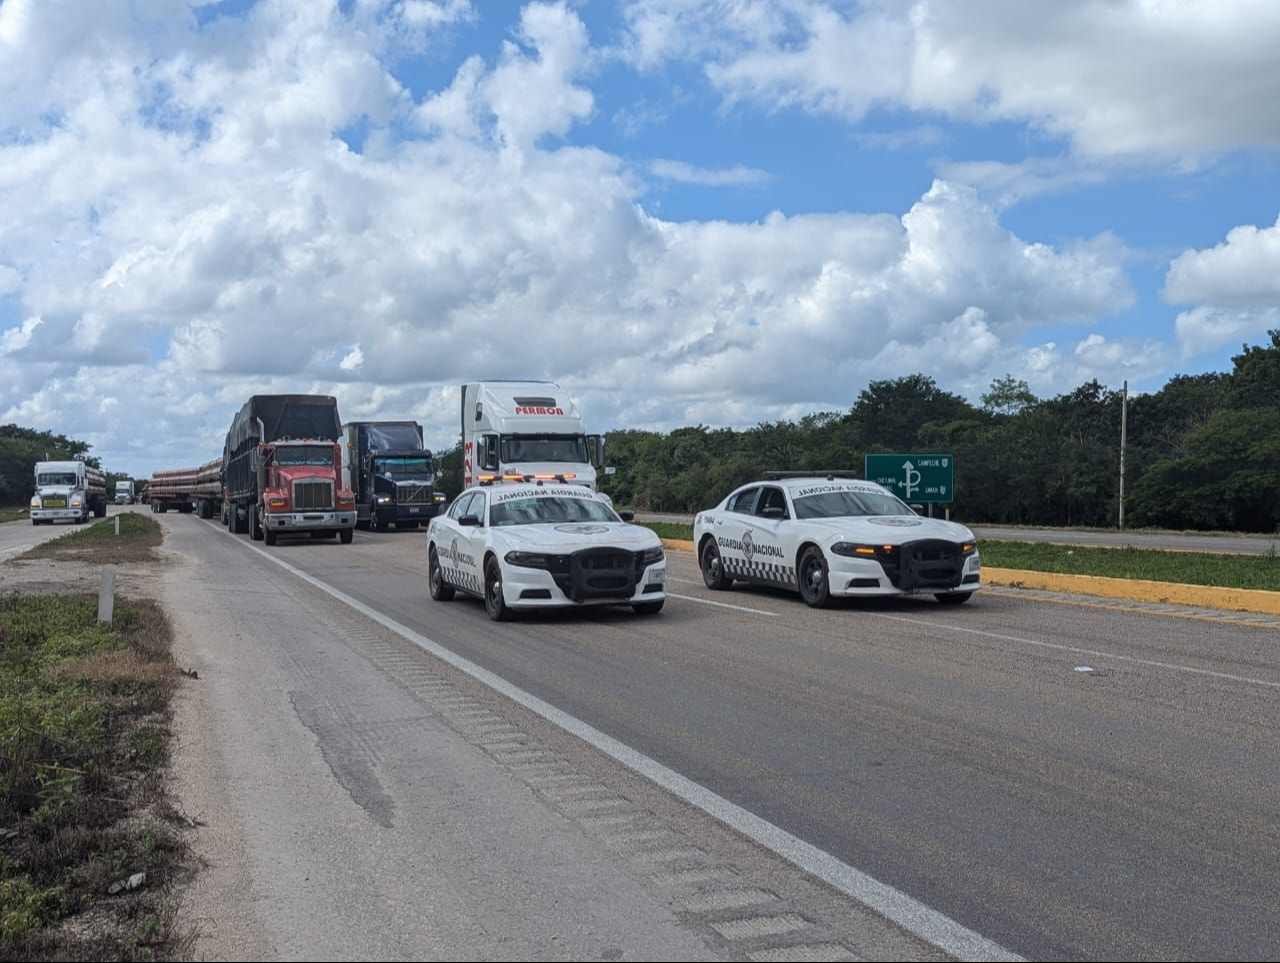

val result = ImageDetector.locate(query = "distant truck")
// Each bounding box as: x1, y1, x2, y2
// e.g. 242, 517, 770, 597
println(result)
223, 394, 356, 545
342, 421, 443, 531
30, 459, 107, 525
148, 468, 197, 513
460, 381, 607, 493
114, 479, 136, 504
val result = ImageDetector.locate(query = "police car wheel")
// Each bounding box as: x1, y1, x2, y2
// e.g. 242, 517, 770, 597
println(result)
798, 546, 832, 608
429, 546, 456, 601
632, 600, 664, 615
935, 591, 972, 605
701, 541, 733, 591
484, 558, 513, 621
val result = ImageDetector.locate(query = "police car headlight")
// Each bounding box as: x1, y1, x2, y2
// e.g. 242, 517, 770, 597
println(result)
637, 546, 665, 568
505, 551, 551, 569
831, 542, 894, 558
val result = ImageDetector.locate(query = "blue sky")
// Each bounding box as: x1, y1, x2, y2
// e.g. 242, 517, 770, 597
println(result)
1, 0, 1278, 472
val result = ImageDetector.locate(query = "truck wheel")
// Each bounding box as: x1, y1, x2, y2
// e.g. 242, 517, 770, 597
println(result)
401, 521, 419, 530
700, 540, 734, 591
484, 558, 513, 621
339, 529, 353, 544
429, 546, 455, 601
265, 527, 277, 546
797, 546, 832, 608
249, 503, 263, 541
935, 591, 973, 605
95, 501, 106, 518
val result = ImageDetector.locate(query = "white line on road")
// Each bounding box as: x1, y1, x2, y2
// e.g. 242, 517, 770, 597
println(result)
211, 521, 1021, 962
667, 592, 779, 617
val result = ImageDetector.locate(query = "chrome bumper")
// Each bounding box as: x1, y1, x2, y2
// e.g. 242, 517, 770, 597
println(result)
31, 508, 82, 520
264, 510, 357, 531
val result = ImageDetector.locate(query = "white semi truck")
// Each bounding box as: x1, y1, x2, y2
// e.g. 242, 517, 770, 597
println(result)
114, 479, 136, 504
30, 459, 107, 525
460, 381, 607, 492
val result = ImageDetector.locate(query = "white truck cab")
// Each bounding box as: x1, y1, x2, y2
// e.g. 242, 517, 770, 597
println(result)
114, 479, 136, 505
31, 460, 107, 525
461, 382, 608, 494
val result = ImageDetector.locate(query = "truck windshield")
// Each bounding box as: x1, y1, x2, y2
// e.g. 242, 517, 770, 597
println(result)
500, 435, 587, 464
490, 496, 619, 527
792, 490, 914, 519
375, 457, 432, 477
275, 445, 334, 467
37, 472, 78, 486
115, 484, 131, 493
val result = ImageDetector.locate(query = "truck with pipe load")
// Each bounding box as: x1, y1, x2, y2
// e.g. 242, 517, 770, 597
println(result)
341, 420, 444, 531
460, 381, 608, 496
148, 467, 197, 513
223, 394, 356, 545
193, 459, 223, 520
30, 459, 107, 525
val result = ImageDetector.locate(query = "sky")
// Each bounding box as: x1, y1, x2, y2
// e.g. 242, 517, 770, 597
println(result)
1, 0, 1279, 476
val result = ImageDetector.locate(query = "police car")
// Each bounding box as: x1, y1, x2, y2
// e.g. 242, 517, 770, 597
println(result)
427, 475, 667, 620
693, 476, 981, 607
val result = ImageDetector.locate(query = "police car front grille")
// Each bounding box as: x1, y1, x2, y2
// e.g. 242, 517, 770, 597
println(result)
892, 540, 964, 590
566, 548, 637, 600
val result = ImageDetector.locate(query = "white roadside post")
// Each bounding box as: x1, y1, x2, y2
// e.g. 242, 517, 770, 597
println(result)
98, 565, 116, 624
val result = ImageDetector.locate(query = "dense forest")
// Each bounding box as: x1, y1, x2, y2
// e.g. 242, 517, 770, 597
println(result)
438, 331, 1280, 533
0, 425, 101, 506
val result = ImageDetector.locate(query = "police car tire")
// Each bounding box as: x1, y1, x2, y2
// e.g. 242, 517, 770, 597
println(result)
632, 600, 664, 615
701, 541, 734, 591
935, 591, 972, 605
429, 546, 456, 601
484, 558, 513, 621
798, 546, 832, 608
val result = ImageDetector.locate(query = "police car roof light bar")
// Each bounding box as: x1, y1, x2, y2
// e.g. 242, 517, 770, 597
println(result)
763, 470, 861, 481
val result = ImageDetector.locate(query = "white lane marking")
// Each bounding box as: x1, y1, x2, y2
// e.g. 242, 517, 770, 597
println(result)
212, 522, 1020, 963
865, 611, 1280, 691
667, 592, 779, 618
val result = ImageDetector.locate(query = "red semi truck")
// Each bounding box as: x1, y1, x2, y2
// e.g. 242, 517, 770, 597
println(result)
222, 394, 357, 545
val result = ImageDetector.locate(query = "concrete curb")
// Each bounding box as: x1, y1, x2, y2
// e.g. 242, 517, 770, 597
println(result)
660, 539, 1280, 616
984, 567, 1280, 616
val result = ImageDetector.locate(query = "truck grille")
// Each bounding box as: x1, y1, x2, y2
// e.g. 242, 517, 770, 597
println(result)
292, 480, 334, 510
396, 482, 432, 506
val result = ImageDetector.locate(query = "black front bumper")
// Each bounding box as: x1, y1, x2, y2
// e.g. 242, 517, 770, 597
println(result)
878, 539, 968, 591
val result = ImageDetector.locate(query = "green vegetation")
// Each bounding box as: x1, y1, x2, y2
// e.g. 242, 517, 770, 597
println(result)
435, 330, 1280, 533
21, 515, 162, 565
0, 425, 100, 507
0, 506, 28, 524
0, 594, 186, 960
636, 522, 1280, 591
979, 541, 1280, 592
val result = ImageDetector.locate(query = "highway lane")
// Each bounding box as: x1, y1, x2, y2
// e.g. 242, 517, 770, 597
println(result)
635, 512, 1280, 555
208, 519, 1280, 960
0, 504, 124, 561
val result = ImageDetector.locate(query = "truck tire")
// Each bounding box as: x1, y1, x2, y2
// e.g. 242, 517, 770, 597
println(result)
339, 528, 353, 544
234, 503, 248, 534
401, 521, 419, 530
94, 500, 106, 518
264, 527, 277, 546
429, 546, 455, 601
249, 503, 263, 541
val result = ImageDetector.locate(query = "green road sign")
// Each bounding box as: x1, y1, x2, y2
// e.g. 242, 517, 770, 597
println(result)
864, 453, 954, 504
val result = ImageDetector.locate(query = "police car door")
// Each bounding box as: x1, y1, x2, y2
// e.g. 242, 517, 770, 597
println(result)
746, 485, 794, 586
440, 492, 481, 594
716, 486, 760, 581
461, 490, 489, 588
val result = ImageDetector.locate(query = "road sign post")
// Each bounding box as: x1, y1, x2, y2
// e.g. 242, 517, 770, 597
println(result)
864, 453, 955, 505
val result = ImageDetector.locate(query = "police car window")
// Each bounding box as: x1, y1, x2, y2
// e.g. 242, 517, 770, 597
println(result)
468, 492, 487, 525
792, 489, 913, 519
448, 492, 475, 520
727, 487, 760, 513
490, 495, 620, 527
755, 487, 789, 518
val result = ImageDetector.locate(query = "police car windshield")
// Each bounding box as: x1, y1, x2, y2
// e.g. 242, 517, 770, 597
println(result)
38, 472, 78, 486
275, 445, 334, 467
793, 490, 913, 519
490, 496, 619, 527
500, 435, 587, 464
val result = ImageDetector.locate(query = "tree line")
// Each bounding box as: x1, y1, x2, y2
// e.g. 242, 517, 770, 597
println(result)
0, 425, 102, 506
441, 330, 1280, 533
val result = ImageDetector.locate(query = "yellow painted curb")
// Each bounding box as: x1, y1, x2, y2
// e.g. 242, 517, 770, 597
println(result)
984, 567, 1280, 616
661, 537, 696, 553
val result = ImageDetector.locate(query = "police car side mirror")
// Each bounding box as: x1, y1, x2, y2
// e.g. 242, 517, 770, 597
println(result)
458, 514, 481, 527
618, 511, 635, 522
760, 506, 786, 519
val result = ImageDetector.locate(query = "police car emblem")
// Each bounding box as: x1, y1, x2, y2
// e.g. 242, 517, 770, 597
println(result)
555, 524, 609, 535
741, 529, 755, 562
868, 517, 923, 527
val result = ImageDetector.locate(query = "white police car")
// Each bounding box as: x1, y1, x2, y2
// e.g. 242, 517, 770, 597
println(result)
693, 476, 981, 607
427, 476, 667, 620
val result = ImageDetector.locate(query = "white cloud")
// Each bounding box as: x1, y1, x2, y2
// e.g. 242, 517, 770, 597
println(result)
649, 159, 769, 186
623, 0, 1280, 161
0, 0, 1139, 472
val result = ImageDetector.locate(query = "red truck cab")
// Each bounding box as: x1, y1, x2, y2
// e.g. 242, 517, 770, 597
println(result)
259, 439, 357, 545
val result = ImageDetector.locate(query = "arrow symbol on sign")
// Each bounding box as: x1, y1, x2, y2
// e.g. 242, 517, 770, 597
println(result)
902, 460, 921, 499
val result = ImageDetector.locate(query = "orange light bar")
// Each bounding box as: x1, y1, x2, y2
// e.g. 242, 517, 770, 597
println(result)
855, 546, 876, 555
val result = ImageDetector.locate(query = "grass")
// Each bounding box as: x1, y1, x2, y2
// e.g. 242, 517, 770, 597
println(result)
0, 507, 28, 525
636, 522, 1280, 591
0, 593, 187, 961
21, 515, 162, 565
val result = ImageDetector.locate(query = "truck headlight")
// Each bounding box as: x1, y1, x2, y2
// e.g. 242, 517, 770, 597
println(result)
374, 494, 391, 504
30, 496, 40, 508
268, 497, 289, 511
71, 496, 83, 507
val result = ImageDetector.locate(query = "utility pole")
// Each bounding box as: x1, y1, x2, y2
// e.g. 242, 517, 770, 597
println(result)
1118, 379, 1128, 530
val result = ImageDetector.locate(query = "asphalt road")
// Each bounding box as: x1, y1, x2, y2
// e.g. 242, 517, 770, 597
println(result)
634, 512, 1280, 555
182, 514, 1279, 960
0, 505, 122, 561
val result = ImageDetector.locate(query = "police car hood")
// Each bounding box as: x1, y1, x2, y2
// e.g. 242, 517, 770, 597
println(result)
496, 522, 659, 552
801, 514, 974, 545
